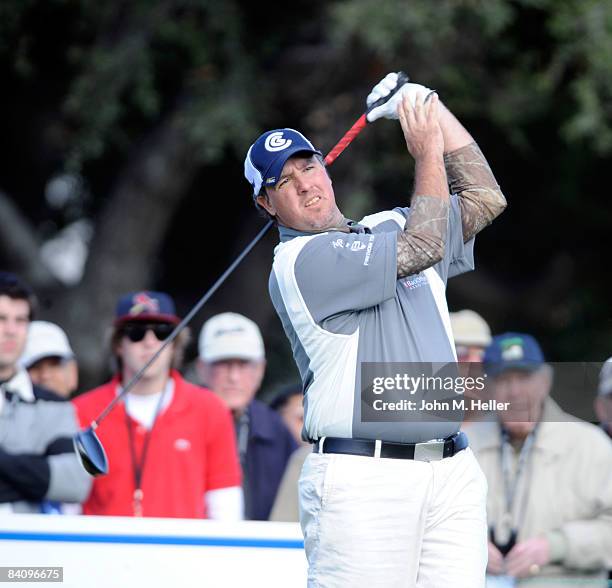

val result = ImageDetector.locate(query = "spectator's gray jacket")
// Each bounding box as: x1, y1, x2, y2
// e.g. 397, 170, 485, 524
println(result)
0, 369, 91, 513
469, 398, 612, 587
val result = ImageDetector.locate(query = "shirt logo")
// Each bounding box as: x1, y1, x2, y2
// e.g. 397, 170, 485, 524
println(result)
401, 274, 428, 290
331, 238, 367, 252
174, 438, 191, 452
264, 132, 292, 152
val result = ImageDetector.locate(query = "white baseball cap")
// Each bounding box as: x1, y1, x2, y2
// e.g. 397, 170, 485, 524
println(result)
449, 309, 492, 348
199, 312, 265, 363
20, 321, 75, 368
598, 357, 612, 397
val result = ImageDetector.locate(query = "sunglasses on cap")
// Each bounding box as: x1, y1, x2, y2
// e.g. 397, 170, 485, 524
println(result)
121, 323, 174, 343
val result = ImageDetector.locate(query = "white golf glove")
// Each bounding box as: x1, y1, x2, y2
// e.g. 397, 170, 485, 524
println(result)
366, 72, 434, 122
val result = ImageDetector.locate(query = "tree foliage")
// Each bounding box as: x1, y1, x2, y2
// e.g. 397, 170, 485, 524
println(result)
330, 0, 612, 151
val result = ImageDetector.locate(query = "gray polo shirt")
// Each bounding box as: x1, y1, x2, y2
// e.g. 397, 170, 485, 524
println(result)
269, 195, 474, 443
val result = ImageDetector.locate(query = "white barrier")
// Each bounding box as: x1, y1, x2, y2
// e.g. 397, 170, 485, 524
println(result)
0, 514, 307, 587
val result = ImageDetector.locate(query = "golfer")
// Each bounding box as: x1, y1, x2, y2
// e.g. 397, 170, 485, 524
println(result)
243, 73, 507, 587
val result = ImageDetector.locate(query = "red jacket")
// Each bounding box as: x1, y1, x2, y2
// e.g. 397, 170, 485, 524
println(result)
73, 371, 241, 518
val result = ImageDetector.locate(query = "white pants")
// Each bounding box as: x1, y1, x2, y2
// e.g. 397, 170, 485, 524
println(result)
299, 446, 488, 588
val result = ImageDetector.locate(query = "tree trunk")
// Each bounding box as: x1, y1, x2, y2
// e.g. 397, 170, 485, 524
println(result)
50, 109, 201, 390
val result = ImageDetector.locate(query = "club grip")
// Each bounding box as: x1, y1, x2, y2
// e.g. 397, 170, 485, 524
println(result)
324, 114, 367, 166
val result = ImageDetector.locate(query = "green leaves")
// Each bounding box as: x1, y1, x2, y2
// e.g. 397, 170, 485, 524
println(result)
329, 0, 612, 154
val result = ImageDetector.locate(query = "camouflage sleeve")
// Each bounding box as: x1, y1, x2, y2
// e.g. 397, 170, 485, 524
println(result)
444, 142, 507, 243
397, 195, 449, 278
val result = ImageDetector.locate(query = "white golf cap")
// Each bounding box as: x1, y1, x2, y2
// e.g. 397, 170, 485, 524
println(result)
20, 321, 75, 368
199, 312, 265, 363
598, 357, 612, 397
449, 309, 492, 348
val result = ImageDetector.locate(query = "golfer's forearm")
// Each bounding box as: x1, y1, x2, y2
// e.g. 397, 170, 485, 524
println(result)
439, 102, 474, 153
412, 151, 448, 199
397, 195, 449, 278
444, 142, 507, 242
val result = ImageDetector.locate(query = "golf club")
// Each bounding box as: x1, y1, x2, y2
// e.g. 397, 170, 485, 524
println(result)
74, 72, 410, 476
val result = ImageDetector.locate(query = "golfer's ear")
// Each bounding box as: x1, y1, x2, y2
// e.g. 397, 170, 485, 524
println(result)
256, 193, 275, 216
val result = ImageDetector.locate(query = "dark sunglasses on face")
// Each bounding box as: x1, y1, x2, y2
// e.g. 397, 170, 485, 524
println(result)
122, 323, 174, 343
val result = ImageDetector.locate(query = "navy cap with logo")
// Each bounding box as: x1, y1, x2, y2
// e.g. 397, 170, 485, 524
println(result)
483, 332, 545, 377
244, 128, 322, 197
114, 291, 180, 326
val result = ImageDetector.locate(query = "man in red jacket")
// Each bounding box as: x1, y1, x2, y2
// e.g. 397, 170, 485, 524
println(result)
73, 290, 242, 519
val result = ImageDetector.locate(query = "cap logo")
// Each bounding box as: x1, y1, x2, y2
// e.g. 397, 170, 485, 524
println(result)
129, 293, 159, 316
264, 132, 292, 152
214, 327, 246, 337
500, 337, 524, 361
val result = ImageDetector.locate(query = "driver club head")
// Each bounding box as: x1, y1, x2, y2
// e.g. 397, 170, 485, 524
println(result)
73, 426, 109, 476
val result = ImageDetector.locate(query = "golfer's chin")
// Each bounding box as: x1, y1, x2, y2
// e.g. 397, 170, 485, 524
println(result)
302, 208, 343, 232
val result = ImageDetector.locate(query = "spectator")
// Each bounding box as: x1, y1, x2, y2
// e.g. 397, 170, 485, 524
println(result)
594, 357, 612, 439
450, 309, 492, 427
197, 312, 298, 520
20, 320, 78, 399
270, 384, 308, 447
269, 384, 311, 522
450, 309, 492, 363
73, 291, 242, 519
469, 332, 612, 587
0, 271, 91, 514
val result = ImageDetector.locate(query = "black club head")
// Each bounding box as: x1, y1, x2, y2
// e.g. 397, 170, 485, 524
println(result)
73, 426, 108, 477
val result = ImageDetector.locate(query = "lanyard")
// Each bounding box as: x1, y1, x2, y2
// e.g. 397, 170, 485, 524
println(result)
236, 409, 251, 519
500, 424, 538, 530
123, 386, 168, 517
237, 410, 250, 468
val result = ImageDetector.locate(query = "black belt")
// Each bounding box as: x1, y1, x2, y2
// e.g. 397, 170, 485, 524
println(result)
313, 431, 468, 462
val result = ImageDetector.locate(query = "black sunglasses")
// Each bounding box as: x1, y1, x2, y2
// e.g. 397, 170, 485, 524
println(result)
121, 323, 175, 343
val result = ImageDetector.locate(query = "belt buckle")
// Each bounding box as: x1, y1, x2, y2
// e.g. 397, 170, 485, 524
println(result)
413, 439, 445, 462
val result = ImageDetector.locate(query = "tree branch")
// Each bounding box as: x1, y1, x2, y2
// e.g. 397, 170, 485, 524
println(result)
0, 190, 57, 288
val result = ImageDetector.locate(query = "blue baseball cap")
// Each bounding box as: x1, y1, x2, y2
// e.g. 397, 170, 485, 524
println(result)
114, 291, 180, 326
244, 128, 322, 197
483, 332, 545, 377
